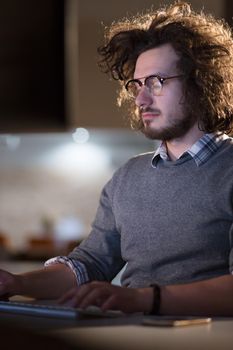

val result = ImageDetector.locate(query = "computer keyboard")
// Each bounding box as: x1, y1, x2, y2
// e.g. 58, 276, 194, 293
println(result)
0, 300, 124, 319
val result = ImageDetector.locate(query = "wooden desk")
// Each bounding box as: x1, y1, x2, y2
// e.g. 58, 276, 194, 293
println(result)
51, 317, 233, 350
1, 261, 233, 350
0, 309, 233, 350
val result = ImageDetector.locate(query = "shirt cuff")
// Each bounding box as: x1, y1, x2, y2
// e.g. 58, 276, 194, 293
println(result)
44, 256, 90, 286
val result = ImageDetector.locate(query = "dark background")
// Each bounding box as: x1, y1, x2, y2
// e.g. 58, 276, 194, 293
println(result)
0, 0, 65, 132
0, 0, 232, 133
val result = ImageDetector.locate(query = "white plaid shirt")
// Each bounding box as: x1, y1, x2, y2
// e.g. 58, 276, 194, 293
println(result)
152, 132, 230, 167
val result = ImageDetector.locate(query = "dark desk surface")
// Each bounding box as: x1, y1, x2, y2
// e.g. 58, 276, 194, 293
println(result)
1, 306, 233, 350
1, 261, 233, 350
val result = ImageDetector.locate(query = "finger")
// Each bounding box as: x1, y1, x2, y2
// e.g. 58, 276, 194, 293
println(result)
0, 282, 8, 297
70, 282, 112, 307
57, 287, 77, 304
59, 283, 100, 307
79, 287, 110, 309
101, 294, 118, 311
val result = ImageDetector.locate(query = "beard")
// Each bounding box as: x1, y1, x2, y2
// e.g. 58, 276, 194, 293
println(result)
141, 106, 198, 141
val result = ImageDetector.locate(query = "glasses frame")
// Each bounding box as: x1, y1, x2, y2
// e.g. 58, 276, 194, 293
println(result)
125, 74, 183, 99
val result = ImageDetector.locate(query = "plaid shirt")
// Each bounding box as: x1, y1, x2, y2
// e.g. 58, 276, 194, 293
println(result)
45, 132, 230, 285
45, 256, 89, 285
152, 132, 230, 167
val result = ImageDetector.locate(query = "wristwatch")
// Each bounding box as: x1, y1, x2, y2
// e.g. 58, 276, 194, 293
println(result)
149, 283, 161, 314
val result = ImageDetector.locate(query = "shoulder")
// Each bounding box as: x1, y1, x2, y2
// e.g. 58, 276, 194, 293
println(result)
103, 151, 154, 194
217, 136, 233, 160
116, 151, 155, 175
210, 136, 233, 180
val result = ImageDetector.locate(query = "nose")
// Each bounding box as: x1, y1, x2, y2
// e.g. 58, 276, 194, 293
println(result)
135, 86, 153, 108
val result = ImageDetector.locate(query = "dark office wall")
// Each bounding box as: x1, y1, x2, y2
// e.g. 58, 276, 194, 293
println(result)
0, 0, 65, 133
0, 0, 229, 133
225, 0, 233, 27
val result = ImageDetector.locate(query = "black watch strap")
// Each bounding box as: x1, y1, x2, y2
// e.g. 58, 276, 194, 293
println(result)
149, 283, 161, 315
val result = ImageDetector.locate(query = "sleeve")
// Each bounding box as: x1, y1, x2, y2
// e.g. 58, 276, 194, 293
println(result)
67, 174, 125, 282
44, 256, 89, 285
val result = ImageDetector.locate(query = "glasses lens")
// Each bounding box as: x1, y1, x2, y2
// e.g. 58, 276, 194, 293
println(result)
126, 76, 163, 98
146, 76, 162, 95
126, 81, 140, 98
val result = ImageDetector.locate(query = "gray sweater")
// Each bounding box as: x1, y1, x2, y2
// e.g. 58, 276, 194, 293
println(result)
69, 138, 233, 287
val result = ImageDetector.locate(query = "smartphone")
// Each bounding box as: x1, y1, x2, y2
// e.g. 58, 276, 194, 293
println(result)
142, 317, 212, 327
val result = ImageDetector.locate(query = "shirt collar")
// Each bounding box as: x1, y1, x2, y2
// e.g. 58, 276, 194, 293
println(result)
151, 132, 230, 168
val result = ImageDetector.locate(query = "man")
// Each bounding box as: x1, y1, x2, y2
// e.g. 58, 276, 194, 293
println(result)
1, 2, 233, 316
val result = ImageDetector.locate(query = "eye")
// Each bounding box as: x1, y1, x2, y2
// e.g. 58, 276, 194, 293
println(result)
146, 76, 162, 92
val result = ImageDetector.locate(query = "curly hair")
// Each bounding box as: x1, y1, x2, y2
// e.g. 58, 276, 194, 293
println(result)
98, 1, 233, 134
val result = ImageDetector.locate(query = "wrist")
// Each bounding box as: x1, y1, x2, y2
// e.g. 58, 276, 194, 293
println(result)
137, 287, 154, 313
14, 274, 26, 295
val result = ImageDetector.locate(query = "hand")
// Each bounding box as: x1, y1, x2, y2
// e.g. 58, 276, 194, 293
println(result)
58, 281, 154, 314
0, 269, 20, 299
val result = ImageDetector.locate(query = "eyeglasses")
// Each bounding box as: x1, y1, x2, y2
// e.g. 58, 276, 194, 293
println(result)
125, 74, 183, 99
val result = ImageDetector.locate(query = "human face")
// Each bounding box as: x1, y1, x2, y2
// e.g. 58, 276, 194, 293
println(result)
134, 44, 197, 141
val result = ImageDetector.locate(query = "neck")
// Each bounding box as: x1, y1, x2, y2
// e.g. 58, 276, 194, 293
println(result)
165, 125, 205, 161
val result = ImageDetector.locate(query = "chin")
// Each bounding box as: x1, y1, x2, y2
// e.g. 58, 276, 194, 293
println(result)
142, 125, 177, 141
142, 126, 162, 140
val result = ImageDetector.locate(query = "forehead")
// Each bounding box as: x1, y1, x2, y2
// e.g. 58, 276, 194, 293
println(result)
134, 43, 180, 78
